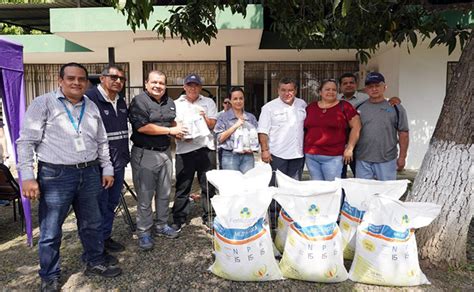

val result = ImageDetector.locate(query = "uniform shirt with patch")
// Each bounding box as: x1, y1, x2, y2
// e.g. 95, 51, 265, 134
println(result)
355, 100, 409, 163
129, 92, 176, 149
257, 97, 307, 159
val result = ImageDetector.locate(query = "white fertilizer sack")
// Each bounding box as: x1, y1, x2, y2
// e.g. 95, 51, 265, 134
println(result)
273, 171, 342, 254
349, 195, 441, 286
274, 209, 293, 253
209, 188, 283, 281
273, 177, 347, 283
338, 178, 409, 260
206, 162, 272, 196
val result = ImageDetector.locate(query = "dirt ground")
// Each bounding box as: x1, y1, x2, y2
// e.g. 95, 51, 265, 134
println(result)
0, 174, 472, 291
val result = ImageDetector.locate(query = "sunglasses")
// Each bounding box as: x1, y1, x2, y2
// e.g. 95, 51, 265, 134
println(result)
223, 101, 230, 104
103, 74, 127, 82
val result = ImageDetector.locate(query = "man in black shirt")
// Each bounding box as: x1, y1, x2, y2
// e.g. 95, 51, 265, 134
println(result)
128, 70, 186, 250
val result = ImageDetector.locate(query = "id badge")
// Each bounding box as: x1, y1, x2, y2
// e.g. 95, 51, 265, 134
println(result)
74, 136, 86, 152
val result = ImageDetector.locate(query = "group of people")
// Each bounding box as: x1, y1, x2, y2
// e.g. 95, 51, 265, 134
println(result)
15, 62, 409, 291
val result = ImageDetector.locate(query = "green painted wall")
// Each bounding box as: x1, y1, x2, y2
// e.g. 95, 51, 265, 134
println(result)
50, 5, 263, 33
2, 35, 91, 53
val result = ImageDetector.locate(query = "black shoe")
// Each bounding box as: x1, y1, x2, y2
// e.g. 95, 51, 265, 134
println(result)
104, 251, 118, 266
104, 237, 125, 253
84, 264, 122, 278
171, 222, 186, 233
40, 278, 60, 292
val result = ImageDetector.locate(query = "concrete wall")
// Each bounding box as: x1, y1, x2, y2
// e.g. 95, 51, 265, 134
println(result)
17, 36, 462, 169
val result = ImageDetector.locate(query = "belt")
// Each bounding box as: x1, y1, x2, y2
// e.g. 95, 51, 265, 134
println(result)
39, 160, 100, 169
135, 145, 169, 152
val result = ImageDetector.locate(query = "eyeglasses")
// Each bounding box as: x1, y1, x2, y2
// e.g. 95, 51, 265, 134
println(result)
223, 101, 230, 104
103, 74, 127, 82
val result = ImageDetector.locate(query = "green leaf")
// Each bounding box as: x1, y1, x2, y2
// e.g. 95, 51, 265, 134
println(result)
332, 0, 342, 14
342, 0, 351, 18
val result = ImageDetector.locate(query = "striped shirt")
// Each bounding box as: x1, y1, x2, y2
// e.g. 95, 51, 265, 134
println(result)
16, 89, 113, 180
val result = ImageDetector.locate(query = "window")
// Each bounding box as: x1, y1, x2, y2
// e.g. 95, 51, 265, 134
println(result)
244, 61, 359, 116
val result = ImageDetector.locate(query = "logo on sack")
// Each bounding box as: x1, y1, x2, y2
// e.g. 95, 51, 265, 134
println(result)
401, 214, 410, 226
308, 204, 319, 216
240, 207, 251, 219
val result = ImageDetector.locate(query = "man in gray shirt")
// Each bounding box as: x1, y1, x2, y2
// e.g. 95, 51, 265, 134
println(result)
17, 63, 121, 291
355, 72, 409, 181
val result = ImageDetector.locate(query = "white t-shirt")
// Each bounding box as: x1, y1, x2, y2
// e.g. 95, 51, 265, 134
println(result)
175, 94, 217, 154
257, 97, 307, 159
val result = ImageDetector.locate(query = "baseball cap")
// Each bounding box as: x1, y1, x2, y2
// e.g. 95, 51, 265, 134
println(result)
184, 73, 202, 85
365, 72, 385, 85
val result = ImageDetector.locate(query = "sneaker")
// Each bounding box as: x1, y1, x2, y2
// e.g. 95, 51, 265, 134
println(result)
0, 199, 10, 207
155, 225, 179, 239
138, 234, 153, 250
84, 264, 122, 278
104, 237, 125, 253
104, 251, 118, 266
40, 278, 60, 292
171, 222, 186, 233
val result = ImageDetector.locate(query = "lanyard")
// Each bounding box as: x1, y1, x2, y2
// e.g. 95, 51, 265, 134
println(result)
59, 98, 86, 134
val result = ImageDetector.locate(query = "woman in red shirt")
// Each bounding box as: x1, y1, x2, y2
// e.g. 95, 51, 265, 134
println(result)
304, 79, 361, 180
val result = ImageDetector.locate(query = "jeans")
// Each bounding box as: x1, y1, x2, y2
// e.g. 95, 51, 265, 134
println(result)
37, 163, 104, 281
131, 146, 173, 236
221, 150, 254, 174
173, 147, 216, 224
305, 154, 343, 181
99, 167, 125, 240
355, 159, 397, 181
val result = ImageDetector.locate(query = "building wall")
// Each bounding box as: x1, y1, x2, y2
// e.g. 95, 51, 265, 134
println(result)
18, 38, 462, 170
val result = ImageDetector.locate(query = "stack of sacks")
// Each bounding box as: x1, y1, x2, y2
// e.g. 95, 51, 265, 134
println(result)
349, 195, 441, 286
274, 171, 348, 282
209, 188, 283, 281
206, 162, 272, 195
337, 178, 409, 259
274, 171, 341, 253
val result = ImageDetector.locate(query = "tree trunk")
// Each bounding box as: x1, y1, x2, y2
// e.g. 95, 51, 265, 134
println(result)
406, 34, 473, 268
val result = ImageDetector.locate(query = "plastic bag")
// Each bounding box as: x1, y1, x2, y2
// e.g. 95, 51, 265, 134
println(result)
209, 188, 283, 281
338, 178, 409, 260
348, 195, 441, 286
273, 172, 347, 282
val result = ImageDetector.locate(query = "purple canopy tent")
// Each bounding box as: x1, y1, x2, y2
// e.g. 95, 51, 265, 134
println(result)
0, 37, 32, 246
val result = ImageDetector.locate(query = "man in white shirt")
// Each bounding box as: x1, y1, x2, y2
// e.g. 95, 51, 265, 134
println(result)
172, 74, 218, 232
258, 77, 307, 181
258, 78, 307, 229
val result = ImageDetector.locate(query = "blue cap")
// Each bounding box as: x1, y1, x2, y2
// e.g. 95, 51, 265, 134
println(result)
365, 72, 385, 85
184, 73, 202, 85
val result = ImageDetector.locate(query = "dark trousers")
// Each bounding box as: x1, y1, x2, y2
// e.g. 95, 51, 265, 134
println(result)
38, 163, 104, 281
268, 155, 305, 228
98, 167, 125, 240
173, 147, 216, 224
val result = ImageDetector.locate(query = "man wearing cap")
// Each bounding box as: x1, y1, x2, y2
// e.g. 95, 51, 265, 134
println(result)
338, 72, 401, 178
355, 72, 409, 181
85, 65, 129, 253
172, 73, 218, 231
129, 70, 186, 250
